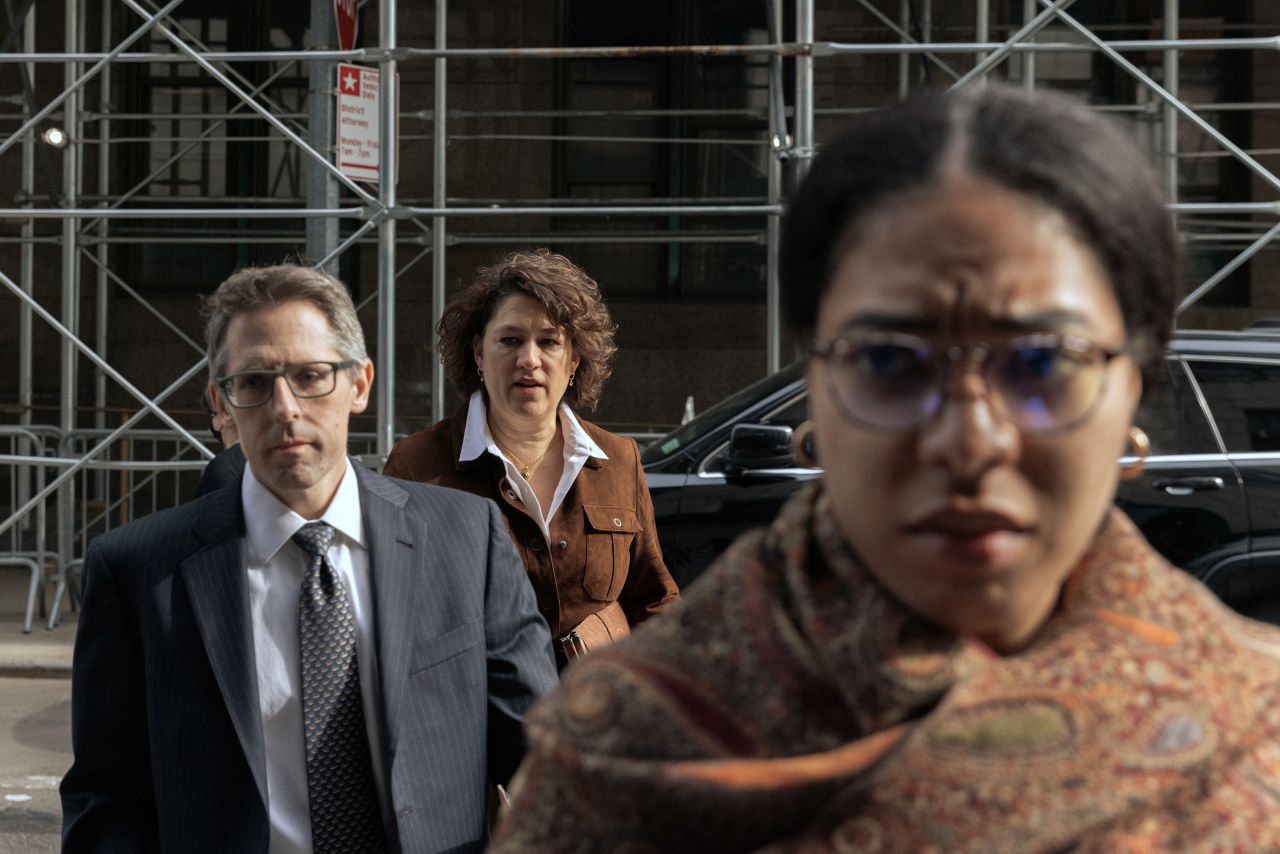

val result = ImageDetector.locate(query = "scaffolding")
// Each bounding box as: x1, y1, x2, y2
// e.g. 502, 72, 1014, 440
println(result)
2, 0, 1278, 630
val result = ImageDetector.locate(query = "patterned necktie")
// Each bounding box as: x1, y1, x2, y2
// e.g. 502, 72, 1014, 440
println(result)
293, 521, 389, 853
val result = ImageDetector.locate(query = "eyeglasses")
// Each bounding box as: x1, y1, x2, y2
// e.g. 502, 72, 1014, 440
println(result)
807, 332, 1125, 434
216, 360, 359, 409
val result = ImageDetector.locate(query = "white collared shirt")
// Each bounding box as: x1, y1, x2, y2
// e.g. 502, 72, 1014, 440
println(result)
459, 390, 607, 537
241, 458, 392, 854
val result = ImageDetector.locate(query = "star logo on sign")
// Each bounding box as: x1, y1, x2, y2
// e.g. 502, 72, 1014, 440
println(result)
341, 70, 359, 95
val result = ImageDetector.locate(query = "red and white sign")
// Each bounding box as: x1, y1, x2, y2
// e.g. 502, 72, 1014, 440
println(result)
335, 0, 358, 52
336, 63, 381, 183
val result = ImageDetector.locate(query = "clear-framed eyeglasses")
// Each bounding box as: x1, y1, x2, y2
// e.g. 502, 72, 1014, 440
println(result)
806, 331, 1126, 434
216, 360, 359, 409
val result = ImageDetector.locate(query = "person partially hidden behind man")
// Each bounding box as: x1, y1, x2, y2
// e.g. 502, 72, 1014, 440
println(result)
195, 384, 246, 496
60, 263, 559, 854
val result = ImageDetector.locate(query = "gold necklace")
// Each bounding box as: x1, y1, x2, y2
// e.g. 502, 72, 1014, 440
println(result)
495, 437, 554, 480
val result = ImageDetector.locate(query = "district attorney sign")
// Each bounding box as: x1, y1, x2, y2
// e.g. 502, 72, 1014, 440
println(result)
336, 63, 398, 183
335, 0, 358, 52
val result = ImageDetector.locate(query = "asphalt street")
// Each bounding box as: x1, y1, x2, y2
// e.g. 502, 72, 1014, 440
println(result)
0, 566, 74, 853
0, 675, 68, 853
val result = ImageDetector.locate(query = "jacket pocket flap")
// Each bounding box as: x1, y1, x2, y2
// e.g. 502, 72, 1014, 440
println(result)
584, 505, 641, 534
409, 614, 483, 674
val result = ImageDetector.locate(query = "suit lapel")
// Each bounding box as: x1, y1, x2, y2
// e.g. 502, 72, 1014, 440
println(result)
357, 463, 418, 759
180, 483, 268, 809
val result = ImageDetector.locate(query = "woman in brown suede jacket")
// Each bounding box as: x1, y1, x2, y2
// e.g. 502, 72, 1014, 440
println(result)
383, 249, 679, 667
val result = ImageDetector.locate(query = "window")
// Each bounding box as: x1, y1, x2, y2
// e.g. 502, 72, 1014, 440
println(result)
113, 0, 321, 294
556, 0, 771, 299
1135, 358, 1220, 456
1187, 359, 1280, 453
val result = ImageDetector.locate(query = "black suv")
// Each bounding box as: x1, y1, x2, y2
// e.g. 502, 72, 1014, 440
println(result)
644, 330, 1280, 622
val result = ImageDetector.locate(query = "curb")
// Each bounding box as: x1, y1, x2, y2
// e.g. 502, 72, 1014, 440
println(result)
0, 667, 71, 679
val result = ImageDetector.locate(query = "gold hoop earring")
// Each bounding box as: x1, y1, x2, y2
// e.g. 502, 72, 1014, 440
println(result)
1118, 425, 1150, 480
791, 420, 818, 468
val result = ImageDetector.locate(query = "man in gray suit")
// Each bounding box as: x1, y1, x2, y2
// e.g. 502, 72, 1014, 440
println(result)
61, 264, 559, 853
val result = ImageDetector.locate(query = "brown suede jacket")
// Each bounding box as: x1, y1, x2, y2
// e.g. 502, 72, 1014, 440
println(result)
382, 407, 680, 654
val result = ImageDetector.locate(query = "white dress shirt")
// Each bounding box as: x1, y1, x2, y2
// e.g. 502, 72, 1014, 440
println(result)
241, 458, 392, 854
459, 390, 607, 537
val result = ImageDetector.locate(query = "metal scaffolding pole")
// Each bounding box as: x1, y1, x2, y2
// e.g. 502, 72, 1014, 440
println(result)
430, 0, 447, 424
898, 0, 911, 99
16, 1, 36, 532
952, 0, 1078, 90
18, 4, 34, 434
1178, 222, 1280, 315
0, 0, 188, 162
976, 0, 990, 74
306, 0, 340, 273
1023, 0, 1036, 90
4, 34, 1279, 65
0, 271, 214, 456
852, 0, 960, 81
1164, 0, 1179, 201
376, 0, 398, 456
94, 2, 110, 440
767, 0, 787, 372
117, 0, 380, 206
1042, 2, 1280, 196
58, 0, 82, 584
794, 0, 814, 182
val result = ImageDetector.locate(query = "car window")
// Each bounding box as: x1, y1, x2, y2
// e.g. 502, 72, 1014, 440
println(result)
1187, 358, 1280, 453
1134, 357, 1218, 456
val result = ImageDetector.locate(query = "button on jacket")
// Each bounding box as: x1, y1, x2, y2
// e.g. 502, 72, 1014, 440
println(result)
383, 407, 680, 649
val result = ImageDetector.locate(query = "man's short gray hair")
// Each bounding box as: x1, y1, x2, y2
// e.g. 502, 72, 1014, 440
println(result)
203, 264, 368, 380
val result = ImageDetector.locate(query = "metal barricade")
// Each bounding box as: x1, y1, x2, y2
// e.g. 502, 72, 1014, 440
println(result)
0, 425, 59, 632
48, 429, 215, 628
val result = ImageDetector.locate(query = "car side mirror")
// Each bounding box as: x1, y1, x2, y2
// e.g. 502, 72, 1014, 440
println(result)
723, 423, 795, 473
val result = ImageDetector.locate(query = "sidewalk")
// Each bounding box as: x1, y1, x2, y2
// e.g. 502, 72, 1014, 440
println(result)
0, 569, 75, 676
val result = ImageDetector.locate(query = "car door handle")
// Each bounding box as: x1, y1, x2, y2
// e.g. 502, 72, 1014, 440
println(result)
1151, 476, 1225, 496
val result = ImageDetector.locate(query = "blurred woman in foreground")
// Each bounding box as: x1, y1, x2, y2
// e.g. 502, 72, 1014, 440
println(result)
384, 250, 678, 669
492, 85, 1280, 850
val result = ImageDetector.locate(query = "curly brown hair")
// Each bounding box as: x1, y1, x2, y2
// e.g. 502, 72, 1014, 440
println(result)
437, 249, 617, 411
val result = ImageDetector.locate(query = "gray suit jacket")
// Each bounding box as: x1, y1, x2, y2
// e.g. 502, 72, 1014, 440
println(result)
60, 460, 558, 853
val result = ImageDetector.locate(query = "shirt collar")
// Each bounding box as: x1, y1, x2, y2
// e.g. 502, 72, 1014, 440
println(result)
459, 390, 607, 463
242, 456, 365, 563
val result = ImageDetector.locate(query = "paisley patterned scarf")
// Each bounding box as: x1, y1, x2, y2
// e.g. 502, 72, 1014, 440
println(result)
492, 483, 1280, 852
